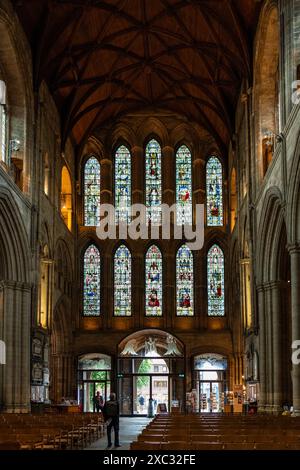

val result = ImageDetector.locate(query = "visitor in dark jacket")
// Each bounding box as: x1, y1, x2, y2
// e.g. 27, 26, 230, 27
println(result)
103, 392, 121, 448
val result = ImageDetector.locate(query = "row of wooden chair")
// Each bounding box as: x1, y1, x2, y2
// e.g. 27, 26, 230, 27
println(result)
130, 413, 300, 450
0, 412, 106, 450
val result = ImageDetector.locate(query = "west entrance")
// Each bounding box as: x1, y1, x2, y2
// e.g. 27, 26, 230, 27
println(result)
118, 330, 185, 416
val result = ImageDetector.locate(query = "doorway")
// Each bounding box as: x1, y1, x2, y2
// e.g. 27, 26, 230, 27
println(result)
118, 330, 185, 416
78, 353, 112, 412
194, 353, 228, 413
199, 380, 223, 413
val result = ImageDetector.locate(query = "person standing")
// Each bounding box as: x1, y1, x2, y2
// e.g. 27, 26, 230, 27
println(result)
93, 391, 104, 413
103, 393, 121, 448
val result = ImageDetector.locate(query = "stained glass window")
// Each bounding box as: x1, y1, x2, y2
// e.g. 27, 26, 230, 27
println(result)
84, 157, 100, 226
114, 245, 131, 316
83, 245, 101, 316
145, 245, 162, 317
115, 145, 131, 223
206, 156, 223, 226
207, 244, 225, 316
176, 244, 194, 316
176, 145, 192, 224
145, 139, 162, 224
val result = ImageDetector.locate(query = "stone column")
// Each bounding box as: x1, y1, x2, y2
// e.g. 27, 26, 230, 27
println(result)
289, 244, 300, 415
264, 283, 273, 412
162, 145, 175, 207
257, 285, 267, 412
270, 281, 283, 413
131, 146, 143, 205
100, 158, 112, 205
0, 281, 31, 412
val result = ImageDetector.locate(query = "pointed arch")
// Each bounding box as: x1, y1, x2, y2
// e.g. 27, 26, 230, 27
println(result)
176, 144, 192, 224
145, 244, 163, 317
176, 244, 194, 316
114, 244, 132, 316
145, 138, 162, 224
115, 144, 131, 223
84, 156, 100, 226
61, 165, 72, 230
207, 244, 225, 316
83, 244, 101, 316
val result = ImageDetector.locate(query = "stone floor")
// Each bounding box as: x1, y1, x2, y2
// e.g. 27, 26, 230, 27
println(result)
86, 417, 151, 450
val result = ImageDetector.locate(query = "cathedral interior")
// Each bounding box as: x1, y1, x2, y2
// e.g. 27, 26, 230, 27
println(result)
1, 0, 300, 452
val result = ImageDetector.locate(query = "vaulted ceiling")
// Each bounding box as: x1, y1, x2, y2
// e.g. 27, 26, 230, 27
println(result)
13, 0, 261, 153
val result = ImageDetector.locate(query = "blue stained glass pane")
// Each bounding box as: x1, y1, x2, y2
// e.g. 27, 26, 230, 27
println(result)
207, 244, 225, 316
145, 139, 161, 224
115, 145, 131, 223
84, 157, 100, 226
176, 145, 192, 224
176, 244, 194, 316
145, 245, 162, 317
83, 245, 101, 316
114, 245, 131, 316
206, 156, 223, 226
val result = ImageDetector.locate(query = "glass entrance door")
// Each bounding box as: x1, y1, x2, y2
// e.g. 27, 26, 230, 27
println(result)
82, 381, 110, 412
133, 375, 150, 415
199, 381, 223, 413
152, 375, 169, 413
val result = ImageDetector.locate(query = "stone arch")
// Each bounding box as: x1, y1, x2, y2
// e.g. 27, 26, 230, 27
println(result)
253, 0, 280, 178
136, 117, 169, 148
170, 123, 198, 154
0, 0, 34, 193
257, 187, 284, 284
287, 131, 300, 244
51, 295, 74, 402
0, 187, 30, 282
0, 187, 31, 411
111, 123, 136, 150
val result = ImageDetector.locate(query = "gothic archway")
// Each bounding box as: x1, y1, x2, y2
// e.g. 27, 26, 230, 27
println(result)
117, 330, 185, 415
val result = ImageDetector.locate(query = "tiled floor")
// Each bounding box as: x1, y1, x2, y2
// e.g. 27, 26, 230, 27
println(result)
86, 417, 151, 450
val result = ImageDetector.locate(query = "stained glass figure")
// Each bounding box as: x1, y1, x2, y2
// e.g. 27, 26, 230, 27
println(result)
115, 145, 131, 223
207, 244, 225, 316
206, 156, 223, 226
176, 145, 192, 224
84, 157, 100, 226
145, 245, 162, 316
176, 244, 194, 316
83, 245, 101, 316
114, 245, 131, 316
145, 139, 162, 224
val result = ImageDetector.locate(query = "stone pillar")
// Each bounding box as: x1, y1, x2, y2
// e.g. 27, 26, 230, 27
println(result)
100, 158, 112, 205
131, 146, 143, 205
162, 145, 175, 207
264, 283, 273, 412
0, 281, 31, 412
257, 285, 267, 412
289, 244, 300, 415
270, 281, 283, 412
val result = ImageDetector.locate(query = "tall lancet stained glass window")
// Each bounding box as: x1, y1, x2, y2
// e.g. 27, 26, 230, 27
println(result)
83, 245, 101, 316
207, 244, 225, 316
176, 145, 192, 224
84, 157, 100, 226
114, 245, 131, 316
145, 245, 162, 317
115, 145, 131, 223
176, 244, 194, 316
206, 156, 223, 226
145, 139, 162, 224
